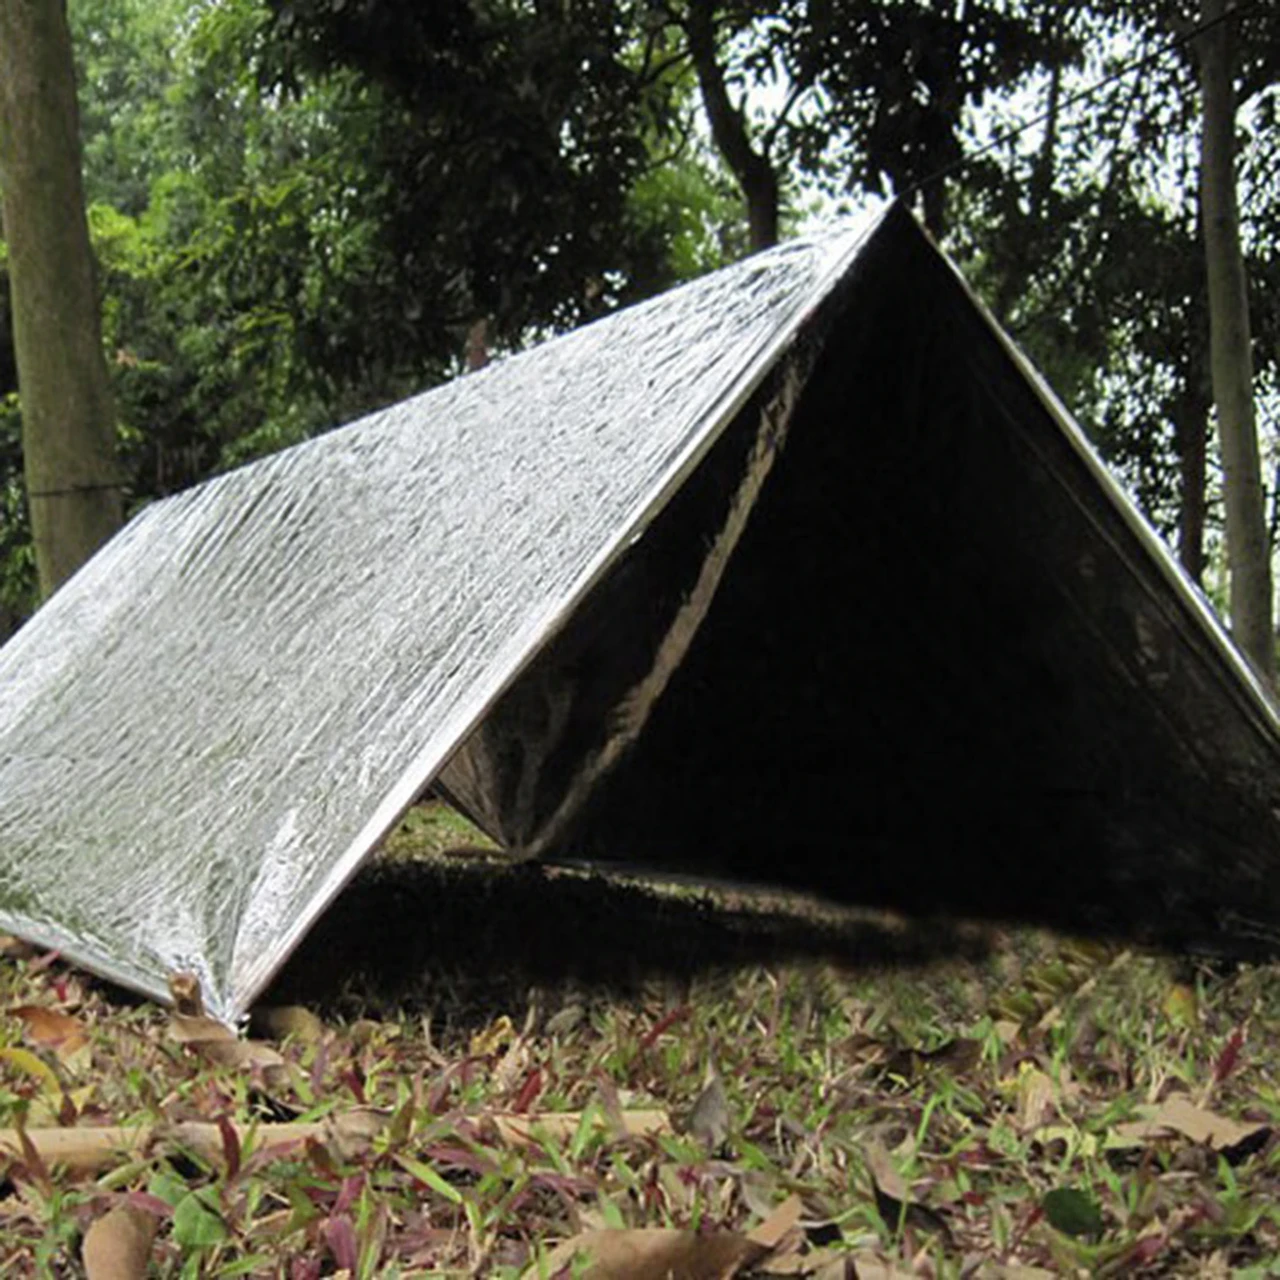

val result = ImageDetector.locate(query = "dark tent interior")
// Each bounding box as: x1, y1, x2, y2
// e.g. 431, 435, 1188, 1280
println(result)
441, 206, 1280, 954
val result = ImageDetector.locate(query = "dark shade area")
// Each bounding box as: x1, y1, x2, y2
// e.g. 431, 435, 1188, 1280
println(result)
263, 852, 996, 1028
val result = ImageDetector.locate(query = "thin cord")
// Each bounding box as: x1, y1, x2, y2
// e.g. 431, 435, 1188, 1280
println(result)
900, 0, 1268, 202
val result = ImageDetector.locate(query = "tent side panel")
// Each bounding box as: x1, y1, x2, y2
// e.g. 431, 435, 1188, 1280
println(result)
437, 331, 823, 854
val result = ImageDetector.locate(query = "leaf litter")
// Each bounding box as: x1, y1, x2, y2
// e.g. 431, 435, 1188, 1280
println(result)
0, 807, 1278, 1274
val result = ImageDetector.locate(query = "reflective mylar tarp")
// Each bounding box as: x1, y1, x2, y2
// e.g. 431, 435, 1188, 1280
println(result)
5, 203, 1280, 1028
0, 212, 875, 1023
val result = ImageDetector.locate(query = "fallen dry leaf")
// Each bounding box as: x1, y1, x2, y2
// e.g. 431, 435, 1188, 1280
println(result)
470, 1014, 516, 1057
838, 1255, 914, 1280
1112, 1094, 1268, 1152
861, 1139, 907, 1200
977, 1266, 1057, 1279
1015, 1065, 1057, 1133
12, 1005, 90, 1059
862, 1138, 953, 1247
747, 1193, 804, 1249
687, 1069, 731, 1149
167, 1012, 237, 1045
765, 1245, 846, 1276
486, 1108, 671, 1147
252, 1005, 326, 1043
0, 935, 39, 961
168, 1008, 286, 1076
167, 973, 204, 1017
529, 1227, 757, 1279
188, 1037, 286, 1073
992, 1020, 1022, 1044
82, 1204, 157, 1280
492, 1035, 531, 1095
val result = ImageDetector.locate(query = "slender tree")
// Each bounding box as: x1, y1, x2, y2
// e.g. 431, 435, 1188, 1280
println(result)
1196, 0, 1273, 682
0, 0, 121, 598
683, 0, 780, 250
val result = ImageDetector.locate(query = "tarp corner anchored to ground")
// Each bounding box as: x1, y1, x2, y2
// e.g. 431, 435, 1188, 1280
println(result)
3, 201, 1280, 1025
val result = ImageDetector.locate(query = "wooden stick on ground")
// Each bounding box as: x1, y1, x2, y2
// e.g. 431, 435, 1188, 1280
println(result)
0, 1107, 672, 1174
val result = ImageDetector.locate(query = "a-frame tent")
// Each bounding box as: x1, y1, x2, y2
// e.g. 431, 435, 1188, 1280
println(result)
1, 203, 1279, 1025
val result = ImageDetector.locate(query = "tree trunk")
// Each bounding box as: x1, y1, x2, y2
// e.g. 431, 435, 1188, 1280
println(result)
684, 0, 780, 251
1196, 0, 1272, 682
0, 0, 122, 599
1173, 372, 1208, 586
1033, 54, 1061, 218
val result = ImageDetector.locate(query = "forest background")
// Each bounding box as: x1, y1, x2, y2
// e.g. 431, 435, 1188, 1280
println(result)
0, 0, 1278, 665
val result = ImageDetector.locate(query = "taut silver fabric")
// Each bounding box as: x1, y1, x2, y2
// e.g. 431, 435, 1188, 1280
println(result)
0, 215, 876, 1023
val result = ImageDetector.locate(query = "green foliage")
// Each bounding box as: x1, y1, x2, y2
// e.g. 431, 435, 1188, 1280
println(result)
0, 395, 32, 621
0, 0, 1278, 620
1, 0, 716, 619
1043, 1185, 1106, 1238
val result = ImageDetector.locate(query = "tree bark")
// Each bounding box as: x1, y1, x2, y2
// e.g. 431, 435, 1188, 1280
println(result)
1173, 371, 1208, 586
1196, 0, 1272, 682
684, 0, 780, 251
0, 0, 122, 599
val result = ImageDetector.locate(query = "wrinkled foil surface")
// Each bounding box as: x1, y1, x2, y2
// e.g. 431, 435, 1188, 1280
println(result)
0, 214, 877, 1023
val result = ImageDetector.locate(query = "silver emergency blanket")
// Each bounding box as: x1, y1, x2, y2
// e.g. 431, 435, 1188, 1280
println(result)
5, 202, 1280, 1027
0, 213, 876, 1023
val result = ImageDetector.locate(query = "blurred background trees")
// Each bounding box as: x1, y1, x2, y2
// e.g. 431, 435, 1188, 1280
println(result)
1, 0, 1277, 661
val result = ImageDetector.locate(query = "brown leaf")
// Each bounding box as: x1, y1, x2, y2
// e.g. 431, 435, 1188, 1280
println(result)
82, 1204, 157, 1280
546, 1003, 585, 1036
487, 1108, 670, 1147
992, 1019, 1022, 1044
530, 1227, 757, 1279
492, 1035, 531, 1096
168, 1012, 236, 1045
977, 1267, 1057, 1279
1015, 1066, 1057, 1133
189, 1037, 286, 1073
767, 1246, 847, 1276
167, 973, 204, 1017
252, 1005, 326, 1043
861, 1139, 907, 1201
747, 1193, 804, 1249
840, 1257, 912, 1280
323, 1108, 386, 1162
1112, 1095, 1268, 1152
863, 1140, 953, 1247
11, 1005, 89, 1063
168, 1008, 286, 1078
687, 1070, 731, 1149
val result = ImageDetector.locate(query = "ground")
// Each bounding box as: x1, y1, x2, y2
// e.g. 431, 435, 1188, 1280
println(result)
1, 802, 1278, 1276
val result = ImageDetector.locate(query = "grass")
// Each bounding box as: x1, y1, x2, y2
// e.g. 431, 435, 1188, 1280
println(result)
1, 802, 1279, 1276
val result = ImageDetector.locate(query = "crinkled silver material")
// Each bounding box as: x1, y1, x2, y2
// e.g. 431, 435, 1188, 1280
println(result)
0, 212, 878, 1023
